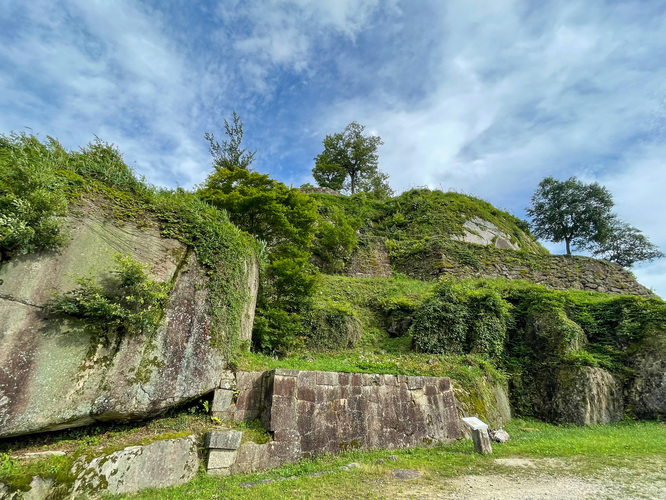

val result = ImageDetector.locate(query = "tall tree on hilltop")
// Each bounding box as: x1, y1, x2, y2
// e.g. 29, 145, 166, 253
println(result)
527, 176, 614, 256
313, 121, 391, 196
527, 176, 663, 268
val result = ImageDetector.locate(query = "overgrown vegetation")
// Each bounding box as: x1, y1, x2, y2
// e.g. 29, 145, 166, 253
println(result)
0, 132, 257, 359
46, 253, 172, 340
106, 418, 666, 499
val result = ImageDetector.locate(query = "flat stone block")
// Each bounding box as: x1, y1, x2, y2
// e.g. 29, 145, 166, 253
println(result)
316, 371, 339, 386
204, 430, 243, 450
219, 370, 236, 390
338, 373, 350, 385
212, 389, 234, 413
351, 373, 363, 387
407, 376, 424, 390
383, 374, 397, 386
297, 386, 316, 402
438, 377, 451, 392
298, 370, 317, 387
207, 449, 238, 469
273, 375, 296, 397
274, 368, 300, 377
207, 467, 231, 477
270, 395, 297, 431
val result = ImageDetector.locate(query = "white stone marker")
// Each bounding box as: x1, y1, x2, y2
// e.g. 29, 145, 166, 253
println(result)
461, 417, 492, 454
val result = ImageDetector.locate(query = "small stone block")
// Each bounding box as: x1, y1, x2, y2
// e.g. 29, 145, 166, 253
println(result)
471, 428, 493, 455
212, 389, 234, 413
351, 373, 363, 386
407, 376, 424, 390
338, 373, 350, 385
297, 386, 316, 402
204, 430, 243, 450
273, 376, 296, 397
298, 370, 317, 387
207, 449, 237, 469
219, 370, 236, 390
383, 374, 397, 386
424, 384, 437, 396
316, 371, 339, 386
273, 368, 300, 377
438, 377, 451, 392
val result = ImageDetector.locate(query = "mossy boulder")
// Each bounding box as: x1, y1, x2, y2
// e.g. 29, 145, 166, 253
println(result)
530, 366, 624, 425
0, 210, 258, 438
525, 307, 587, 358
626, 332, 666, 418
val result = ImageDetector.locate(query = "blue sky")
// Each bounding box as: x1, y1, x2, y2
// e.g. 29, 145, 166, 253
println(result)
1, 0, 665, 296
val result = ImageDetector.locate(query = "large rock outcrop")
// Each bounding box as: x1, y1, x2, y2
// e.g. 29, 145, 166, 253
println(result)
626, 334, 666, 418
0, 211, 258, 438
530, 366, 624, 425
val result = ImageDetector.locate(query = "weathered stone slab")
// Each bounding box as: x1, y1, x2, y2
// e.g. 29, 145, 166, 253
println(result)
207, 449, 237, 469
204, 430, 242, 450
0, 210, 259, 438
71, 435, 198, 496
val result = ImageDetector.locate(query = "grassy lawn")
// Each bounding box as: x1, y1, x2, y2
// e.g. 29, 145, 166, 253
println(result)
109, 418, 666, 499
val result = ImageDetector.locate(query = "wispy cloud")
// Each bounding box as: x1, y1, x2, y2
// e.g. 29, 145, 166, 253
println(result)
1, 0, 664, 294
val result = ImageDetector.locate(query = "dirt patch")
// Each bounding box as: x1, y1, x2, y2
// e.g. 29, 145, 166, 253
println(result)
374, 464, 666, 500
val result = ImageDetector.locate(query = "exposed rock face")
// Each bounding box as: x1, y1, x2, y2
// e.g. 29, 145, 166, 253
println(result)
452, 217, 521, 251
71, 435, 198, 497
0, 477, 56, 500
0, 212, 258, 438
453, 378, 511, 431
345, 238, 392, 278
531, 366, 624, 425
626, 335, 666, 418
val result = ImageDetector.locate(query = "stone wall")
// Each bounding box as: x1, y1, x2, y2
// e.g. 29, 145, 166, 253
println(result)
392, 240, 652, 297
208, 369, 461, 476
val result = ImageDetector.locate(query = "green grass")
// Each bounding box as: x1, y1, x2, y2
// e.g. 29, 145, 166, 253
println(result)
106, 419, 666, 499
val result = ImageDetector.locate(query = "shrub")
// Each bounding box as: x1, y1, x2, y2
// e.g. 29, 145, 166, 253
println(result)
0, 133, 69, 260
46, 254, 172, 339
410, 281, 510, 359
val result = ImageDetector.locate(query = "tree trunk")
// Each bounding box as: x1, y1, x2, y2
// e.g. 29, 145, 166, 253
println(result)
565, 238, 571, 256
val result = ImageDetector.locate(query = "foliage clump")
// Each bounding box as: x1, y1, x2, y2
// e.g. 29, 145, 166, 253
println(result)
0, 134, 69, 261
410, 280, 511, 359
46, 254, 171, 339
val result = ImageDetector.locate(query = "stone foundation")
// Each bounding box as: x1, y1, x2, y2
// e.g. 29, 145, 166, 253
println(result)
207, 369, 461, 475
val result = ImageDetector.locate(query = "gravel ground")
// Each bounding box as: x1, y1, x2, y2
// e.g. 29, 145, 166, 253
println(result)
379, 458, 666, 500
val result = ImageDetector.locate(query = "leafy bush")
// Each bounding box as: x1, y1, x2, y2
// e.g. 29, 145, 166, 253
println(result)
305, 304, 362, 350
0, 133, 69, 260
46, 254, 172, 339
410, 280, 510, 358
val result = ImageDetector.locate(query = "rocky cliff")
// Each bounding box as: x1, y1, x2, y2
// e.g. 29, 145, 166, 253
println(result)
0, 206, 258, 438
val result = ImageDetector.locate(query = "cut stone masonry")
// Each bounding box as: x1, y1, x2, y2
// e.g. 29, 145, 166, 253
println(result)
206, 369, 461, 475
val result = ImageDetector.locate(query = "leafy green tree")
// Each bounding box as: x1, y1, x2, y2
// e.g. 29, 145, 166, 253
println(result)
205, 111, 256, 171
313, 121, 388, 195
526, 176, 614, 255
588, 218, 663, 268
200, 115, 322, 354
